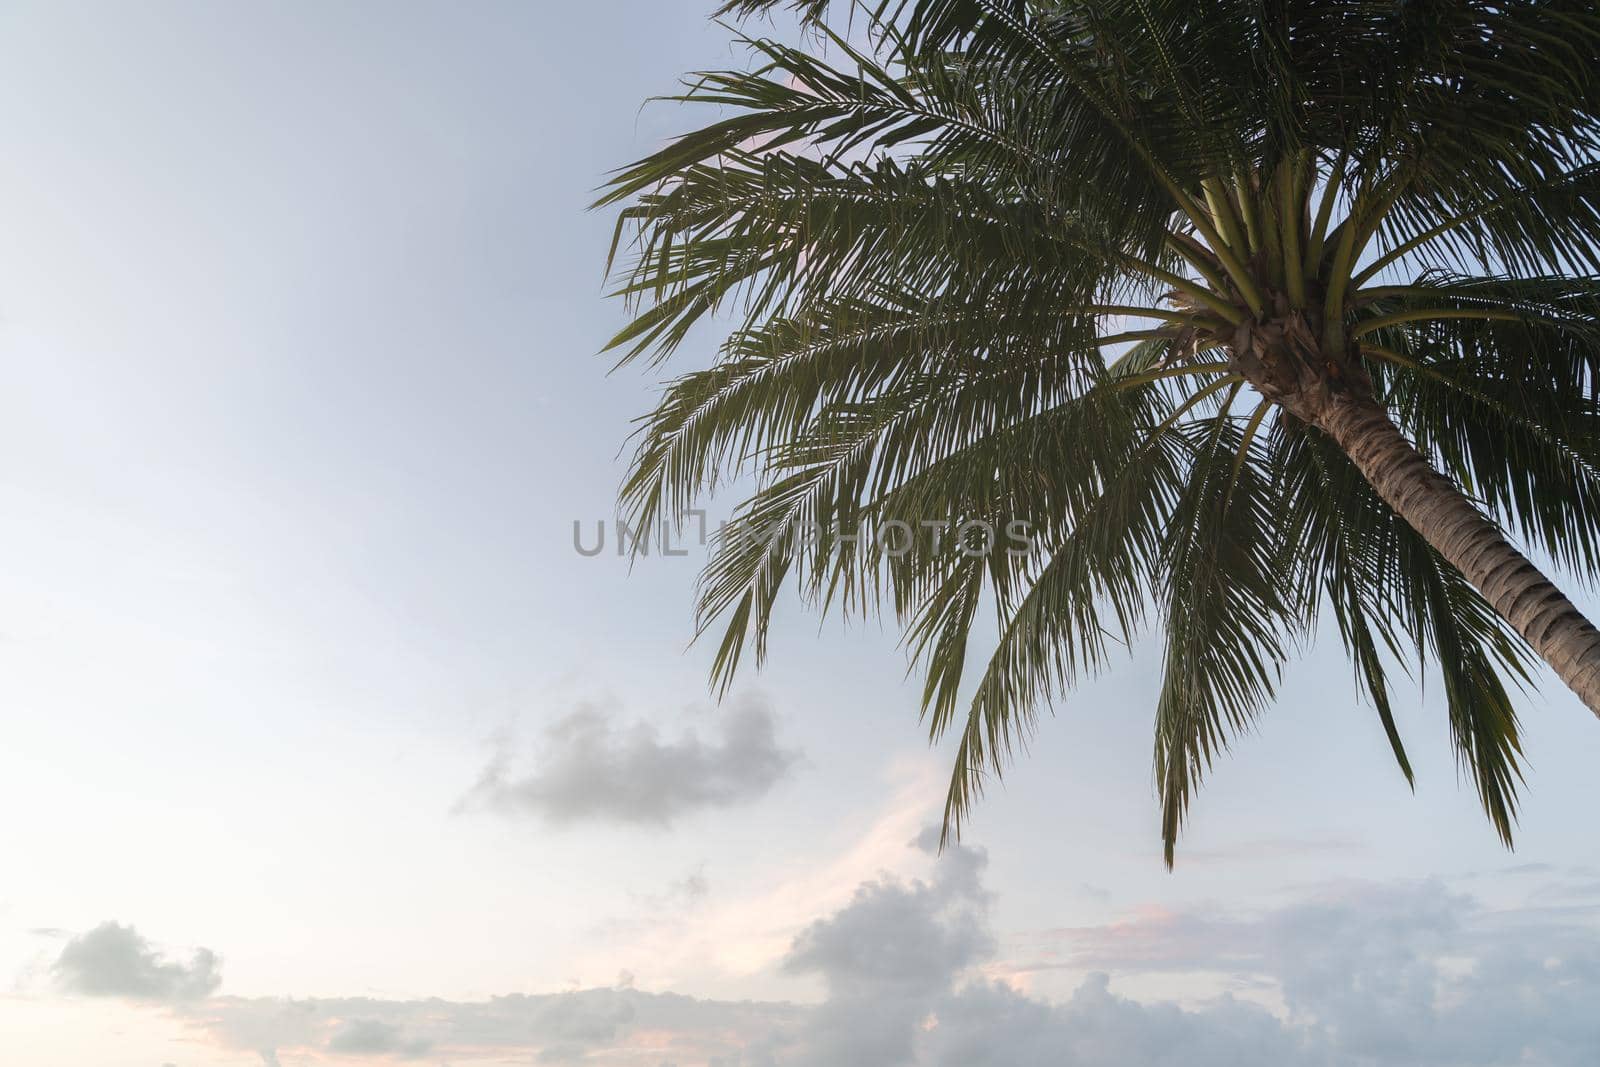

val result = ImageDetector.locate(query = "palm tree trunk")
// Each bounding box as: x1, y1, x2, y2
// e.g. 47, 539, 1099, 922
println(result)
1318, 395, 1600, 717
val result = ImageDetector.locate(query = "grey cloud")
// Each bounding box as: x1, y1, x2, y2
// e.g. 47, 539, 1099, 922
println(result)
139, 844, 1600, 1065
919, 974, 1321, 1067
783, 830, 993, 1066
1032, 878, 1600, 1067
458, 695, 800, 826
774, 831, 1317, 1067
53, 922, 221, 1002
787, 830, 991, 996
327, 1018, 432, 1058
774, 837, 1600, 1067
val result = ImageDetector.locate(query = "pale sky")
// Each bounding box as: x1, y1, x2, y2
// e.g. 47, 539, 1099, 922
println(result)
1, 3, 1598, 1065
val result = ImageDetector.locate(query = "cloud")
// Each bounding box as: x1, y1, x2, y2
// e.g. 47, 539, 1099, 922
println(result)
776, 836, 1600, 1067
185, 989, 804, 1066
166, 833, 1326, 1066
629, 869, 711, 913
53, 922, 221, 1002
327, 1018, 432, 1058
769, 831, 1325, 1067
458, 694, 800, 826
672, 870, 711, 905
1017, 878, 1600, 1067
91, 844, 1600, 1065
917, 974, 1319, 1067
782, 829, 993, 1065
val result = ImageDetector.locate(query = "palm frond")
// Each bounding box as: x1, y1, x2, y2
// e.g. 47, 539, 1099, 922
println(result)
603, 0, 1600, 863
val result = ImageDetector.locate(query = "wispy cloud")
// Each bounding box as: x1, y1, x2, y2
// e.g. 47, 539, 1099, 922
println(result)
183, 987, 804, 1066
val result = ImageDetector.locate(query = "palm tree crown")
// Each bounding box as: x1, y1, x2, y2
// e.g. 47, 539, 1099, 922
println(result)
598, 0, 1600, 864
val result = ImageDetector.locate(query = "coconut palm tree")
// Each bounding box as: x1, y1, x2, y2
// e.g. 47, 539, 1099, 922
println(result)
597, 0, 1600, 864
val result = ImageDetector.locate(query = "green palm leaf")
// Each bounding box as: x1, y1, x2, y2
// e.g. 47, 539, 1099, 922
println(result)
602, 0, 1600, 864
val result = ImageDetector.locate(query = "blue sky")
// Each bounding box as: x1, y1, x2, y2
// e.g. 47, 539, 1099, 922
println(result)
1, 3, 1598, 1064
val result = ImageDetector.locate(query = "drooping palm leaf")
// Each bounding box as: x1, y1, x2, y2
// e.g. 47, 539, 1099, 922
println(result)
602, 0, 1600, 864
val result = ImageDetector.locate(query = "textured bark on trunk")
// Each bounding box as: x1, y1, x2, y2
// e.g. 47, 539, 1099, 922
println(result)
1317, 394, 1600, 717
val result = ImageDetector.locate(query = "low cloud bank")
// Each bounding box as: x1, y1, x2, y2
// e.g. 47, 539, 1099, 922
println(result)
64, 844, 1600, 1065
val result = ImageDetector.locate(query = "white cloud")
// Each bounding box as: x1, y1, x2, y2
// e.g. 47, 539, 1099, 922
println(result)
73, 852, 1600, 1065
53, 922, 221, 1002
457, 695, 800, 827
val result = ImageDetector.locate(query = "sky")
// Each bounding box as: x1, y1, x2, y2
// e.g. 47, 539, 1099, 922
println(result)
0, 3, 1598, 1065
